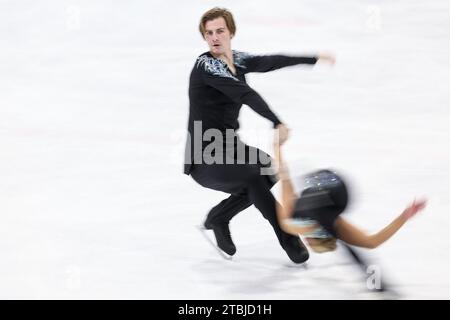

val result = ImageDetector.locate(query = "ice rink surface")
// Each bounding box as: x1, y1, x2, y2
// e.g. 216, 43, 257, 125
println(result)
1, 0, 449, 299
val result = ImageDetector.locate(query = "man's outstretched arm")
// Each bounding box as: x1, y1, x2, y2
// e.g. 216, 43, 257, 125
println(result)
242, 52, 335, 73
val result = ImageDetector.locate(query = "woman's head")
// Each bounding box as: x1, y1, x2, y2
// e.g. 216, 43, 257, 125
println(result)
306, 237, 337, 253
282, 215, 338, 253
199, 7, 236, 56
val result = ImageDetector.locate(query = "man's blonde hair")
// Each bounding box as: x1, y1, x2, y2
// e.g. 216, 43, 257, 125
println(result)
199, 7, 236, 38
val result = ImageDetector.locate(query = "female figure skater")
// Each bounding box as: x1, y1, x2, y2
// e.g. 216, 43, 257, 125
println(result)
273, 138, 427, 253
273, 134, 427, 293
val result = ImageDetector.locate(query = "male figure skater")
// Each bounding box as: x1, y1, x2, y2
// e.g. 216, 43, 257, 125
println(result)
184, 7, 335, 262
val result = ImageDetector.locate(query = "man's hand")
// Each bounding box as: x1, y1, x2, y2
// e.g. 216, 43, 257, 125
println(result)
318, 53, 336, 65
274, 123, 290, 146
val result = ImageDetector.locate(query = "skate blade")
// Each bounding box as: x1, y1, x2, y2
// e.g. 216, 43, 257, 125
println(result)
284, 262, 309, 269
357, 288, 401, 300
197, 225, 233, 261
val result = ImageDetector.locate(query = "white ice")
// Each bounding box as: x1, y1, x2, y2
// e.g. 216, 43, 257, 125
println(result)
1, 0, 449, 299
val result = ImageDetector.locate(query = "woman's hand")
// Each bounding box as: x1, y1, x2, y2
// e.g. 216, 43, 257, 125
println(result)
401, 199, 427, 220
318, 53, 336, 65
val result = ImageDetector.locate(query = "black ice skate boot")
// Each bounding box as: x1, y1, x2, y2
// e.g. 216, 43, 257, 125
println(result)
280, 233, 310, 264
203, 219, 236, 256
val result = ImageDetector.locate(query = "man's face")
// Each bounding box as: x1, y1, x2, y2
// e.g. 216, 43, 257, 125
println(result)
204, 17, 233, 56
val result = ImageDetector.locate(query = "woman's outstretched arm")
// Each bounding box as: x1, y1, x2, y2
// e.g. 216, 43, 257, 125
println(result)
334, 199, 427, 249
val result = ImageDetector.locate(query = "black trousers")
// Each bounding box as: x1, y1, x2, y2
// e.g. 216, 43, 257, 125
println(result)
190, 146, 296, 247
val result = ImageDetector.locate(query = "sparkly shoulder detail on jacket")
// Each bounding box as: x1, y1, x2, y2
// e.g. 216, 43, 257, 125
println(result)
196, 55, 238, 81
